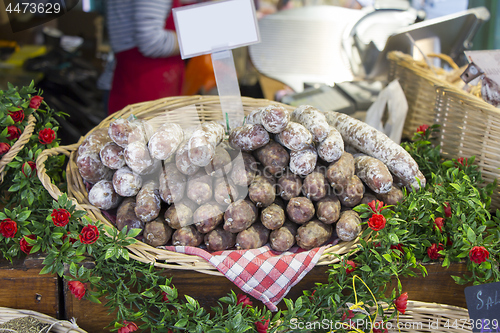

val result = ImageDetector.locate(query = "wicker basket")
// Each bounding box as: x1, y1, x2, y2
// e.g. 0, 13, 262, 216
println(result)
431, 86, 500, 210
36, 95, 364, 276
387, 51, 467, 139
0, 114, 36, 183
0, 307, 87, 333
383, 300, 471, 333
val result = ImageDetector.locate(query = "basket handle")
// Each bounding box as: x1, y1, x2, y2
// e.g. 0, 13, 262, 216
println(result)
426, 53, 460, 70
36, 143, 81, 204
0, 114, 37, 183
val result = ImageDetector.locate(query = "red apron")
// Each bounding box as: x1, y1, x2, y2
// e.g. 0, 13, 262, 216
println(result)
108, 0, 185, 114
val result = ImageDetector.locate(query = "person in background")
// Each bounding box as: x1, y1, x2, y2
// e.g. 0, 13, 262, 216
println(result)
106, 0, 184, 114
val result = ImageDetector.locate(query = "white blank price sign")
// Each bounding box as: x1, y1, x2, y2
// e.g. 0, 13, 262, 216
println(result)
173, 0, 260, 59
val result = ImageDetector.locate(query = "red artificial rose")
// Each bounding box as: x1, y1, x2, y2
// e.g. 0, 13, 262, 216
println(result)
161, 291, 170, 302
368, 214, 386, 231
79, 225, 99, 244
6, 126, 21, 140
368, 200, 384, 213
236, 293, 253, 308
443, 202, 452, 218
29, 96, 43, 109
309, 289, 316, 301
427, 243, 444, 260
372, 321, 388, 333
0, 142, 10, 156
0, 218, 17, 238
51, 208, 71, 227
433, 217, 445, 232
395, 292, 408, 314
118, 321, 138, 333
416, 124, 429, 133
390, 243, 404, 254
68, 280, 86, 300
373, 242, 382, 248
20, 235, 36, 254
38, 128, 55, 145
469, 246, 490, 264
340, 310, 355, 321
255, 318, 270, 333
8, 110, 24, 123
345, 260, 356, 274
456, 157, 468, 167
21, 161, 36, 177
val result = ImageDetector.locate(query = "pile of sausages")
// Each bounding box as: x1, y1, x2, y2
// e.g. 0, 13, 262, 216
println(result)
76, 105, 425, 253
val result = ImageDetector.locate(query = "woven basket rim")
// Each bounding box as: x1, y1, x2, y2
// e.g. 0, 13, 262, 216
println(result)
0, 306, 88, 333
0, 114, 36, 183
36, 95, 365, 275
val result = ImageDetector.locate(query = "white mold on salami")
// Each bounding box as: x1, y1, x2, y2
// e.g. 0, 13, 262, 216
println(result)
291, 105, 331, 142
176, 140, 200, 176
289, 146, 317, 176
113, 166, 143, 197
135, 180, 161, 223
245, 108, 263, 125
188, 121, 225, 167
100, 142, 126, 170
354, 154, 393, 194
228, 124, 270, 152
148, 123, 183, 161
276, 122, 313, 151
78, 128, 112, 156
124, 141, 157, 175
326, 112, 426, 190
77, 152, 114, 184
88, 180, 122, 210
317, 126, 344, 162
260, 104, 290, 133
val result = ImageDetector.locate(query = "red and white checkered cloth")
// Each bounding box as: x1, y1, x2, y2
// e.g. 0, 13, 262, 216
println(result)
163, 240, 338, 311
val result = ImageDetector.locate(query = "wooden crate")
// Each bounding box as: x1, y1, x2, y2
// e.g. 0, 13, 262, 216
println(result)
63, 261, 470, 332
0, 254, 60, 319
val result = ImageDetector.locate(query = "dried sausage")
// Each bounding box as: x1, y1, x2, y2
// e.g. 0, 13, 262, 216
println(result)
229, 124, 270, 152
116, 198, 145, 235
172, 225, 204, 247
148, 123, 184, 161
235, 223, 270, 250
269, 221, 297, 252
88, 180, 122, 210
143, 217, 172, 247
317, 127, 344, 163
286, 197, 315, 224
276, 122, 312, 151
193, 202, 224, 234
289, 146, 317, 176
113, 166, 143, 197
135, 180, 161, 223
316, 195, 341, 224
223, 199, 258, 233
255, 140, 289, 177
296, 220, 332, 250
205, 228, 236, 251
336, 210, 362, 242
159, 163, 186, 204
354, 154, 393, 194
188, 121, 225, 167
291, 105, 331, 142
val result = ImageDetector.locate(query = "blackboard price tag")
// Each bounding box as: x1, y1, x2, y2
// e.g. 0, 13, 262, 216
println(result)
465, 281, 500, 333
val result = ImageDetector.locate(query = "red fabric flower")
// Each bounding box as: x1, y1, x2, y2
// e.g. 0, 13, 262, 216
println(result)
345, 260, 356, 274
456, 157, 469, 167
395, 292, 408, 314
255, 318, 269, 333
51, 208, 71, 227
68, 280, 86, 300
38, 128, 55, 145
433, 217, 445, 232
427, 243, 444, 260
6, 126, 21, 140
118, 321, 138, 333
469, 246, 490, 264
341, 309, 355, 321
368, 214, 386, 231
0, 142, 10, 156
416, 124, 429, 133
29, 96, 43, 109
390, 243, 404, 254
20, 235, 36, 254
372, 321, 388, 333
443, 202, 451, 218
22, 161, 36, 177
79, 225, 99, 244
0, 218, 17, 238
368, 200, 384, 213
236, 293, 253, 308
8, 110, 24, 123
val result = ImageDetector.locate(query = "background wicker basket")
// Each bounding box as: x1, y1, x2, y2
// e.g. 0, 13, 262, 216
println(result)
383, 300, 471, 333
387, 51, 467, 140
0, 306, 87, 333
431, 86, 500, 210
37, 95, 364, 276
0, 114, 36, 183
